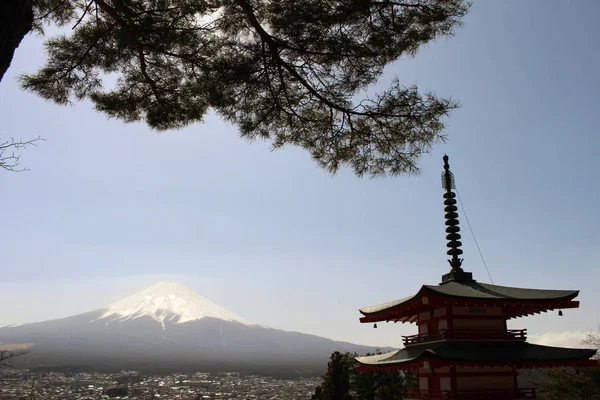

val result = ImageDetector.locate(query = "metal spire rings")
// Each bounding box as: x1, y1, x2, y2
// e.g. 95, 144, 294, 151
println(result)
442, 155, 464, 272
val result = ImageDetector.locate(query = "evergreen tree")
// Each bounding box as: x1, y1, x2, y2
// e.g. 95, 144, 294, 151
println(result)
533, 331, 600, 400
533, 367, 600, 400
373, 370, 405, 400
352, 352, 407, 400
312, 351, 356, 400
312, 385, 325, 400
313, 351, 412, 400
3, 0, 470, 177
352, 369, 377, 400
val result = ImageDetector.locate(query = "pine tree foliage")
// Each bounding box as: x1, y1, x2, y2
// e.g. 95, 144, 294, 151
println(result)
352, 352, 410, 400
312, 351, 355, 400
533, 367, 600, 400
353, 368, 404, 400
312, 351, 412, 400
531, 332, 600, 400
21, 0, 470, 177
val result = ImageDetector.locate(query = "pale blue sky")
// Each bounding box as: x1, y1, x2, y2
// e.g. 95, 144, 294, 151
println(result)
0, 1, 599, 348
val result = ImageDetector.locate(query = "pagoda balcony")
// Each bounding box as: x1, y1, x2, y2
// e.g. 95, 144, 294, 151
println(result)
403, 388, 536, 400
402, 329, 527, 346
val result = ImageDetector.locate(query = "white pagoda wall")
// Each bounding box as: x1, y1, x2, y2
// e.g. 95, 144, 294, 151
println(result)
452, 318, 504, 330
417, 307, 448, 335
440, 377, 451, 391
455, 366, 515, 390
456, 375, 514, 390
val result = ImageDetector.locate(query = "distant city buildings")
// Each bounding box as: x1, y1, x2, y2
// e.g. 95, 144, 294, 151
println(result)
0, 369, 318, 399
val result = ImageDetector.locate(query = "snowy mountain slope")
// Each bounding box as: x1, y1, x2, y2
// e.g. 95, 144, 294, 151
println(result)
96, 281, 251, 328
0, 282, 392, 375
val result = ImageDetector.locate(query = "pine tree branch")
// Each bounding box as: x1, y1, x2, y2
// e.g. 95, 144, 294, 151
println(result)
71, 0, 94, 30
233, 0, 436, 124
93, 0, 162, 102
19, 0, 468, 176
370, 1, 432, 10
34, 1, 69, 23
232, 0, 352, 116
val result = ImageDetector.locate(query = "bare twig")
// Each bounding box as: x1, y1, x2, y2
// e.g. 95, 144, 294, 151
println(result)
0, 136, 45, 172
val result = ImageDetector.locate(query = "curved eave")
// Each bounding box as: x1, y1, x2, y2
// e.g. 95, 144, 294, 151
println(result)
503, 299, 579, 319
358, 287, 426, 323
359, 286, 581, 323
355, 351, 427, 372
355, 344, 598, 372
358, 290, 423, 315
356, 358, 599, 372
426, 284, 580, 304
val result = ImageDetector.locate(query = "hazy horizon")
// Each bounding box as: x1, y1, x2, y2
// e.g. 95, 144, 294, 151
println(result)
0, 277, 595, 350
1, 0, 599, 351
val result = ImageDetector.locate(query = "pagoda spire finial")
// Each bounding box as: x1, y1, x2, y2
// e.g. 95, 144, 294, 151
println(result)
440, 155, 473, 284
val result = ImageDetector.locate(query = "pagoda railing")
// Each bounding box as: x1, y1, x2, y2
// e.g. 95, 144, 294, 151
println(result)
403, 388, 536, 400
402, 329, 527, 346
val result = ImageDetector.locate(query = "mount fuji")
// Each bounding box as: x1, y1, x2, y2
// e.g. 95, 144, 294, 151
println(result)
0, 282, 388, 376
96, 282, 253, 328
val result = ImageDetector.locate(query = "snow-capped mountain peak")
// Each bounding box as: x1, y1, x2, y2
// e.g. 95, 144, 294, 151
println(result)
98, 281, 251, 328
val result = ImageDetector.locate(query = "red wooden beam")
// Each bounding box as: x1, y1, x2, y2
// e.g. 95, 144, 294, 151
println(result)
356, 358, 598, 373
360, 299, 580, 323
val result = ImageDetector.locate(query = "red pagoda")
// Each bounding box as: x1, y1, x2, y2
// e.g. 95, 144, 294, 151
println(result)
355, 155, 597, 400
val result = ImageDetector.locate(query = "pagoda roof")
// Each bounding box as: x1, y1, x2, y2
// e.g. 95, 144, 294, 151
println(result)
355, 342, 597, 370
426, 281, 578, 301
359, 280, 579, 321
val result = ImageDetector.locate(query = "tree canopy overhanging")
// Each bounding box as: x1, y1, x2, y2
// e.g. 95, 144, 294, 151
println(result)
3, 0, 470, 177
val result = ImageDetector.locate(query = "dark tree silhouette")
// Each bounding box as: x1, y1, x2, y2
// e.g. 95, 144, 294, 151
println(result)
533, 367, 600, 400
0, 348, 30, 363
353, 368, 405, 400
0, 0, 33, 82
531, 331, 600, 400
2, 0, 470, 177
312, 351, 355, 400
352, 351, 412, 400
312, 351, 414, 400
